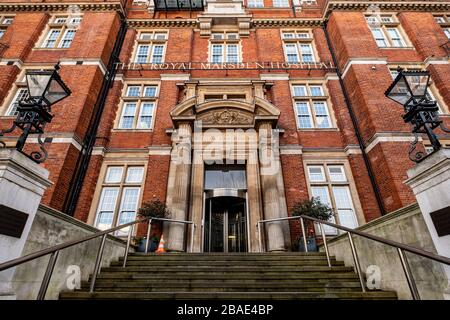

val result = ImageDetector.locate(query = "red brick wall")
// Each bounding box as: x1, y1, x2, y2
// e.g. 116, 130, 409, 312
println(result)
3, 4, 448, 236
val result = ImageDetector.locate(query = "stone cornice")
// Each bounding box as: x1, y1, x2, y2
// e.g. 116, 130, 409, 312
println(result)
0, 2, 124, 14
252, 19, 323, 28
126, 19, 198, 28
324, 1, 450, 19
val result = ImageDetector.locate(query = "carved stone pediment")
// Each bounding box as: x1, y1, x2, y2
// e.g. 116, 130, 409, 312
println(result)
197, 108, 253, 127
170, 97, 280, 129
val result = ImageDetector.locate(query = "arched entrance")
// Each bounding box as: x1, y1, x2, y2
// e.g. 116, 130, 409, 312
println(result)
165, 81, 291, 252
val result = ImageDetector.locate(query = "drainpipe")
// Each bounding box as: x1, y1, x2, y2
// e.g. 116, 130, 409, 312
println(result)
63, 16, 128, 216
322, 21, 387, 216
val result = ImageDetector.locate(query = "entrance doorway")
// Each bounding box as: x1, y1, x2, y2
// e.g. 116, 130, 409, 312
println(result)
203, 165, 248, 252
204, 196, 247, 252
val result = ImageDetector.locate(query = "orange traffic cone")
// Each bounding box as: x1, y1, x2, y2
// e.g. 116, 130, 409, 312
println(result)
155, 235, 166, 253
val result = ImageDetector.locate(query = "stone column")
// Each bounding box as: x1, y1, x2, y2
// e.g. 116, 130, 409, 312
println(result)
165, 123, 192, 252
0, 149, 51, 299
258, 123, 286, 252
405, 148, 450, 299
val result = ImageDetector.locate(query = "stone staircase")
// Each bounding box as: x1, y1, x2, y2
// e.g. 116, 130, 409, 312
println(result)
59, 252, 397, 300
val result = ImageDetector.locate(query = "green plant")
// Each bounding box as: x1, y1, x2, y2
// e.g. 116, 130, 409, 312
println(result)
291, 197, 334, 221
291, 197, 334, 238
133, 236, 144, 246
138, 199, 171, 219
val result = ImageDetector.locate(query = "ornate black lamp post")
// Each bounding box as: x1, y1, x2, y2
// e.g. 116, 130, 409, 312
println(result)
385, 68, 450, 162
0, 63, 71, 163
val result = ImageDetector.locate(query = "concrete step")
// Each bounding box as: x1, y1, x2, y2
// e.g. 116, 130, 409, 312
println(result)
80, 281, 363, 292
60, 291, 397, 300
60, 252, 398, 300
124, 253, 328, 261
93, 272, 361, 281
113, 260, 343, 267
99, 266, 355, 273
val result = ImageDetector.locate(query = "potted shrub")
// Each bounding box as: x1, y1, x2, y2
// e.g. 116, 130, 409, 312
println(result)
134, 235, 160, 253
136, 199, 171, 253
291, 197, 334, 252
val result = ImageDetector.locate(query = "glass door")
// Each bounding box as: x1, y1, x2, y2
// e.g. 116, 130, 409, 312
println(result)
204, 197, 247, 252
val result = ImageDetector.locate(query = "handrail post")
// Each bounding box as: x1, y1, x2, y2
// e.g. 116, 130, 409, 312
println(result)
319, 223, 332, 267
36, 250, 60, 300
190, 223, 195, 253
123, 224, 134, 267
299, 217, 308, 253
347, 233, 366, 292
397, 248, 421, 300
89, 234, 107, 293
145, 219, 152, 253
257, 222, 263, 253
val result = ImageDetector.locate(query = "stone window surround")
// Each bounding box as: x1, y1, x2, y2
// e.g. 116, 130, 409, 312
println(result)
34, 14, 83, 50
0, 14, 14, 38
245, 0, 292, 8
289, 79, 338, 131
208, 30, 243, 64
280, 29, 319, 63
87, 158, 148, 232
196, 85, 254, 105
302, 154, 366, 232
433, 13, 450, 25
433, 13, 450, 39
130, 29, 169, 64
113, 81, 160, 131
365, 12, 412, 49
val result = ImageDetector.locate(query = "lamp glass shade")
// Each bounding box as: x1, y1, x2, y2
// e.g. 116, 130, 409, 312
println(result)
404, 74, 430, 97
386, 76, 411, 105
26, 72, 53, 99
44, 77, 70, 105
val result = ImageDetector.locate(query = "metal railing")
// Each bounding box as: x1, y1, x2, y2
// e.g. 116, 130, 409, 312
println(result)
0, 216, 195, 300
257, 215, 450, 300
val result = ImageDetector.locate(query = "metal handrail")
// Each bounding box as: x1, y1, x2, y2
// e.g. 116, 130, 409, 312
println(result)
0, 216, 195, 300
257, 215, 450, 300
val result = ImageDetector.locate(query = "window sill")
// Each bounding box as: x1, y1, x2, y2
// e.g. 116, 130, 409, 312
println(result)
297, 128, 339, 132
32, 47, 70, 51
112, 129, 153, 133
379, 46, 415, 50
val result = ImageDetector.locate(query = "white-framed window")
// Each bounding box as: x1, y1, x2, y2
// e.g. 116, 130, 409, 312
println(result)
365, 15, 408, 48
247, 0, 264, 8
434, 14, 450, 39
273, 0, 289, 7
307, 164, 358, 235
434, 14, 450, 24
292, 84, 332, 129
282, 30, 316, 63
209, 32, 241, 63
118, 84, 158, 129
40, 16, 82, 49
94, 165, 145, 236
444, 27, 450, 39
301, 0, 317, 5
133, 31, 168, 64
389, 68, 446, 114
0, 15, 13, 39
5, 88, 29, 116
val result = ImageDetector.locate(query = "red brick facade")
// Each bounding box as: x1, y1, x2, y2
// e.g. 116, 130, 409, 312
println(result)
0, 0, 449, 245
